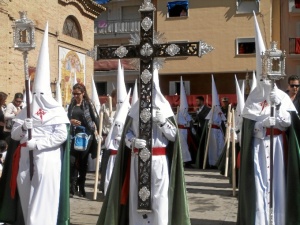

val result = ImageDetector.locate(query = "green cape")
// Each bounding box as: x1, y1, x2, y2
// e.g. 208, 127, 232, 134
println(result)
286, 111, 300, 225
237, 115, 300, 225
97, 116, 190, 225
0, 124, 70, 225
195, 119, 209, 169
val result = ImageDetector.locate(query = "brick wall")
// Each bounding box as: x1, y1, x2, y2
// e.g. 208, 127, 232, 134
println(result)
0, 1, 99, 103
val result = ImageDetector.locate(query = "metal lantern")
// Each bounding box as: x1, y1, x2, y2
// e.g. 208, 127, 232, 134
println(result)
12, 11, 35, 52
261, 41, 286, 81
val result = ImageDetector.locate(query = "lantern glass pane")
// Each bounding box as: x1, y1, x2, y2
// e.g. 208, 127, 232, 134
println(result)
19, 29, 29, 44
272, 58, 280, 72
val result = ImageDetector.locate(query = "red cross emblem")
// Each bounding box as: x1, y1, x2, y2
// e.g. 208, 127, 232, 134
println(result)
36, 108, 46, 120
259, 100, 268, 114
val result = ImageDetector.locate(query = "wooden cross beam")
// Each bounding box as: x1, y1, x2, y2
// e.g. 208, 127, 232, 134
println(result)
92, 0, 214, 212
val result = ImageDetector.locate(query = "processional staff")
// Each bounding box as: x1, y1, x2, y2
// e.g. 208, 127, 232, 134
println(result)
12, 11, 36, 180
261, 41, 286, 225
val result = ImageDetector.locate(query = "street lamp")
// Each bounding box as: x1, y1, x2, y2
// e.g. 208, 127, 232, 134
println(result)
261, 41, 286, 225
12, 11, 35, 180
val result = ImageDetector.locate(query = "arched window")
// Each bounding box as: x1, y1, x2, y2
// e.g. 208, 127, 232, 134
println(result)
63, 16, 82, 40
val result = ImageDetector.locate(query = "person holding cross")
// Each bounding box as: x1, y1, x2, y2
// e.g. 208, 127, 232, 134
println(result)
97, 69, 190, 225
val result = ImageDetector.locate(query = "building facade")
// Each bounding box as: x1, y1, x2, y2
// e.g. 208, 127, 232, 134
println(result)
0, 0, 104, 104
94, 0, 282, 96
281, 0, 300, 90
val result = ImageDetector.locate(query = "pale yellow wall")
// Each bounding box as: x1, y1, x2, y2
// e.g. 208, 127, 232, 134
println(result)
156, 0, 273, 75
0, 1, 97, 102
279, 0, 300, 89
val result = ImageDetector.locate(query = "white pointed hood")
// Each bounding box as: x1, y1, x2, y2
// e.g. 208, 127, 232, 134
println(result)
105, 89, 131, 150
17, 22, 69, 126
250, 71, 257, 93
117, 60, 127, 107
178, 76, 191, 124
91, 77, 101, 113
234, 76, 245, 145
131, 79, 138, 106
234, 75, 245, 128
206, 75, 226, 123
129, 68, 174, 120
243, 13, 296, 121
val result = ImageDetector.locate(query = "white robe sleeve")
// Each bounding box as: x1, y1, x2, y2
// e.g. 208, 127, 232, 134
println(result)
35, 124, 68, 150
157, 119, 176, 142
11, 119, 28, 141
275, 107, 291, 129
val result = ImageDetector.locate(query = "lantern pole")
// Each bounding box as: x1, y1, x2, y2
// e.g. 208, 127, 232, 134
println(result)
261, 41, 286, 225
12, 11, 36, 180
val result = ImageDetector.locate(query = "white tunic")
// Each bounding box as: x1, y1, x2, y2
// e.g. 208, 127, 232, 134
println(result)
104, 138, 119, 195
177, 113, 192, 163
11, 120, 67, 225
125, 115, 176, 225
206, 106, 225, 166
251, 104, 290, 225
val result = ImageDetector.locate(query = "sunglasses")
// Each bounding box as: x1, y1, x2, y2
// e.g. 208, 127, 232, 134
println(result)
290, 84, 300, 88
15, 100, 23, 103
72, 92, 82, 96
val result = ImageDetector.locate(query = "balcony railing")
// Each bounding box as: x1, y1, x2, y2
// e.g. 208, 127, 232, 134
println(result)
94, 19, 140, 34
289, 38, 300, 54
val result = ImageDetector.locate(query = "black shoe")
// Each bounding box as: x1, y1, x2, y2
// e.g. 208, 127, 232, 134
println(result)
78, 188, 86, 197
184, 163, 194, 168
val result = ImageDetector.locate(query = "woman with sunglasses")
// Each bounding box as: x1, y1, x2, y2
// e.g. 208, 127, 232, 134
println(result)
3, 92, 23, 140
68, 83, 99, 197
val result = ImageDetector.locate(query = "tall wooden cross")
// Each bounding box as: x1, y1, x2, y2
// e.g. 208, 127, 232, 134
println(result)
91, 0, 213, 212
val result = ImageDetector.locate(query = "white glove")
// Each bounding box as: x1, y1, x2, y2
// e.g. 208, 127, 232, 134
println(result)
133, 138, 146, 149
27, 138, 37, 150
115, 136, 121, 141
269, 89, 280, 106
23, 118, 33, 130
154, 110, 166, 125
262, 117, 276, 128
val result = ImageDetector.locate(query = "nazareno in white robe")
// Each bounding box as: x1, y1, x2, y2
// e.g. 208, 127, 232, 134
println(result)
206, 105, 226, 166
11, 119, 68, 225
176, 112, 192, 163
125, 109, 176, 225
242, 80, 295, 225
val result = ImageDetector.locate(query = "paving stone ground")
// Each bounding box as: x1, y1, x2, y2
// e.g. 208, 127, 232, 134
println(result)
70, 169, 238, 225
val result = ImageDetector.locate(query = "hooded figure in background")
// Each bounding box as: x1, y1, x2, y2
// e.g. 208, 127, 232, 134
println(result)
0, 23, 70, 225
205, 75, 226, 168
237, 13, 296, 225
176, 76, 193, 165
97, 69, 190, 225
104, 90, 131, 195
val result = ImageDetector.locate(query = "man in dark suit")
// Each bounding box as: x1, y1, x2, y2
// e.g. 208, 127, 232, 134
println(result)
287, 75, 300, 111
192, 96, 210, 167
193, 96, 210, 144
286, 75, 300, 134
